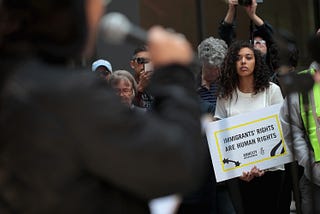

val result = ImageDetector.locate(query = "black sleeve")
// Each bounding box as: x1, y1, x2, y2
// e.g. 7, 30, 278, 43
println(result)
255, 21, 274, 45
255, 21, 280, 71
218, 20, 236, 46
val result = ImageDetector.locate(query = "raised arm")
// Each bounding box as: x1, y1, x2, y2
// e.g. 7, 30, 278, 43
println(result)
218, 0, 238, 45
243, 0, 264, 27
244, 0, 274, 44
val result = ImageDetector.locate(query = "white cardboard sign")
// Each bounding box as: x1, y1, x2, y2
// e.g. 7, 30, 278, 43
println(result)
204, 104, 292, 182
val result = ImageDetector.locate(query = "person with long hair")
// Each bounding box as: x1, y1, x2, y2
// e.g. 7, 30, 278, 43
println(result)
214, 41, 285, 214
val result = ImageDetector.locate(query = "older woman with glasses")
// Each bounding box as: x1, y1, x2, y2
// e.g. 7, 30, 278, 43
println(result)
109, 70, 146, 112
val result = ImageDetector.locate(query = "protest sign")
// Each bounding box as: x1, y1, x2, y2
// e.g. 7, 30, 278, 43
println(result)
205, 104, 292, 182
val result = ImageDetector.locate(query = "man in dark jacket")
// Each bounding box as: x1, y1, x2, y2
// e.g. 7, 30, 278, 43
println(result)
0, 0, 207, 213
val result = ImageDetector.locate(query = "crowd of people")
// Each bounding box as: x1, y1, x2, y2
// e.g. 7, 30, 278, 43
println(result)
0, 0, 319, 213
86, 1, 320, 212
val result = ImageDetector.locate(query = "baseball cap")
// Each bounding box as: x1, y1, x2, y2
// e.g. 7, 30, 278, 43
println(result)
92, 59, 113, 73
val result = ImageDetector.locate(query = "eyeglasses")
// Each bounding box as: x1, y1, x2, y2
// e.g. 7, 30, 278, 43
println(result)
132, 57, 150, 65
116, 88, 133, 96
253, 40, 266, 46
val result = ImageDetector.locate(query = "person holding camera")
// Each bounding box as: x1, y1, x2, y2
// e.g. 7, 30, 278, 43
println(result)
219, 0, 279, 78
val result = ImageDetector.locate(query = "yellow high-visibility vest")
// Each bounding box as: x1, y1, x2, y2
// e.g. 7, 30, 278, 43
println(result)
299, 69, 320, 162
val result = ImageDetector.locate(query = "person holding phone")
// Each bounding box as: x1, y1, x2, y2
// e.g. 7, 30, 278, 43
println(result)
130, 45, 154, 110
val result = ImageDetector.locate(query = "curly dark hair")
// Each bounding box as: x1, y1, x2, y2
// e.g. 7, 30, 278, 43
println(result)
217, 40, 271, 100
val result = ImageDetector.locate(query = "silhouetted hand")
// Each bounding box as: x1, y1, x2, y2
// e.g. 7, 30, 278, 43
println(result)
147, 26, 193, 68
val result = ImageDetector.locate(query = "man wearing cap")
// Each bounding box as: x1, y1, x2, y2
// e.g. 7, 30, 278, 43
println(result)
92, 59, 113, 80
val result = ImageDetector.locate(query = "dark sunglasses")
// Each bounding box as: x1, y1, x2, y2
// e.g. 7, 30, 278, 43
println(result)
99, 70, 111, 77
132, 57, 150, 65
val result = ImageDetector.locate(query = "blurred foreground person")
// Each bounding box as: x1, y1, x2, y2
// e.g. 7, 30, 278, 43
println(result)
280, 30, 320, 214
0, 0, 207, 213
280, 63, 320, 214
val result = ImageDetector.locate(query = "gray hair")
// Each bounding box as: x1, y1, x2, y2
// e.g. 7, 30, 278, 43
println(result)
198, 37, 228, 68
109, 70, 138, 95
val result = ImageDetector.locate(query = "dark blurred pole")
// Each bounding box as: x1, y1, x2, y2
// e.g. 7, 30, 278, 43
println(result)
249, 20, 254, 44
314, 0, 320, 30
195, 0, 206, 43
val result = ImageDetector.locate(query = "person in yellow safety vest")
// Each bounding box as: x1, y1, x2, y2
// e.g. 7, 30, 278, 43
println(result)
280, 63, 320, 214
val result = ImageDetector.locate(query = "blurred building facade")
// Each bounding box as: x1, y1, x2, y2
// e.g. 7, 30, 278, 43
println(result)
96, 0, 319, 71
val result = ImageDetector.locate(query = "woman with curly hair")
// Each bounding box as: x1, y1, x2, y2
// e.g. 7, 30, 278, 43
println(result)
214, 41, 285, 214
215, 40, 282, 116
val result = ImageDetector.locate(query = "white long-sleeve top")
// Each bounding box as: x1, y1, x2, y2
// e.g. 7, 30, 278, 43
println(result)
215, 82, 283, 119
214, 82, 284, 171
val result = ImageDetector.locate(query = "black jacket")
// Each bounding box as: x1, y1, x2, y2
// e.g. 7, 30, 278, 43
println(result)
0, 59, 207, 214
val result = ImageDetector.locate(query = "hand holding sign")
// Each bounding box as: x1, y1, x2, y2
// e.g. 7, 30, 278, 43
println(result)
240, 166, 265, 182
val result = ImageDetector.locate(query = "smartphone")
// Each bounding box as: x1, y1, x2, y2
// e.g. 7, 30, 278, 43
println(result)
144, 62, 154, 73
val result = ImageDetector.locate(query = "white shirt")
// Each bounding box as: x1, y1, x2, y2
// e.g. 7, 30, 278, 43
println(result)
214, 82, 284, 171
215, 82, 283, 119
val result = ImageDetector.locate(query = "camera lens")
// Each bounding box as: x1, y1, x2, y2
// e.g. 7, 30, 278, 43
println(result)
238, 0, 252, 6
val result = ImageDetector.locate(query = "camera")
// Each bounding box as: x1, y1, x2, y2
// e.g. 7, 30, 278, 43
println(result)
238, 0, 252, 6
238, 0, 263, 6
